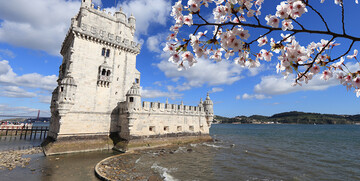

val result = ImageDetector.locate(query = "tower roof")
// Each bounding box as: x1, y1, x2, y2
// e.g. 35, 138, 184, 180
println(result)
126, 82, 141, 96
60, 75, 76, 86
203, 93, 213, 105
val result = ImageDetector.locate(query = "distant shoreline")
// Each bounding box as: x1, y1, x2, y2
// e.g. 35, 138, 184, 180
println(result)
214, 111, 360, 125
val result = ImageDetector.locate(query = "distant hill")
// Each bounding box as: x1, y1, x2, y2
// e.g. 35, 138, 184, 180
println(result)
214, 111, 360, 124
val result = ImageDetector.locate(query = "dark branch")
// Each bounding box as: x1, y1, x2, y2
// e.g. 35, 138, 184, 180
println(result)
192, 22, 360, 41
248, 29, 272, 45
302, 0, 330, 32
296, 36, 336, 81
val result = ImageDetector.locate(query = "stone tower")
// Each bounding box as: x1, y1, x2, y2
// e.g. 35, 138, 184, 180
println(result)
203, 93, 214, 126
43, 0, 141, 155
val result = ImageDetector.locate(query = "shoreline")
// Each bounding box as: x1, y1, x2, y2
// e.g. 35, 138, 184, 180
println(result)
95, 138, 213, 181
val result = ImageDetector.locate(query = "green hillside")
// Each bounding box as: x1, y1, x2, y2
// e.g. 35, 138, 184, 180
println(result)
215, 111, 360, 124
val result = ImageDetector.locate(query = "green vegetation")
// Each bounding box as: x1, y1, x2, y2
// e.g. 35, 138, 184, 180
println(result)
214, 111, 360, 124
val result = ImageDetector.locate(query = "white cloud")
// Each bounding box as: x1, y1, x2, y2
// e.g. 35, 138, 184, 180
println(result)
38, 95, 52, 104
92, 0, 102, 7
236, 95, 241, 100
0, 60, 57, 91
157, 58, 244, 90
141, 87, 182, 100
146, 34, 165, 53
0, 49, 15, 59
254, 74, 340, 96
0, 86, 36, 98
209, 87, 224, 93
241, 93, 271, 100
0, 104, 50, 118
0, 0, 80, 55
115, 0, 171, 35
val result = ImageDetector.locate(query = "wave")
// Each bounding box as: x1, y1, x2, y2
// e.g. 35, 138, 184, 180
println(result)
202, 143, 227, 148
151, 163, 178, 181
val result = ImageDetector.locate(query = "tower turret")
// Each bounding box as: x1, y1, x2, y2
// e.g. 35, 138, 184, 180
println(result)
203, 93, 214, 126
128, 14, 136, 35
115, 8, 127, 23
81, 0, 92, 8
126, 82, 141, 111
57, 75, 77, 116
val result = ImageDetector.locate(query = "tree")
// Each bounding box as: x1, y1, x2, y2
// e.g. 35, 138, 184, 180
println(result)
164, 0, 360, 97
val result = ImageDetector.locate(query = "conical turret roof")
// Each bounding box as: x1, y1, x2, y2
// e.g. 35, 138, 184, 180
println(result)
126, 82, 141, 96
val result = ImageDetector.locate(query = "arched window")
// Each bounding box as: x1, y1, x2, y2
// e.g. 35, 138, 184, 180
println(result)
101, 48, 106, 56
106, 70, 111, 76
106, 49, 110, 57
102, 69, 106, 75
129, 97, 134, 102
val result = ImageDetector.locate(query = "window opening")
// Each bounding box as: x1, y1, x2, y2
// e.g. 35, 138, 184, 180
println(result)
101, 48, 106, 56
102, 69, 106, 75
106, 70, 111, 76
106, 49, 110, 57
129, 97, 134, 102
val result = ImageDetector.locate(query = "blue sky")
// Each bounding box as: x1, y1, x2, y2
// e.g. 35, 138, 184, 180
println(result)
0, 0, 360, 118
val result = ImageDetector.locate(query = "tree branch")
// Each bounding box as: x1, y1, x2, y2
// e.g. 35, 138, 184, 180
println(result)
302, 0, 330, 32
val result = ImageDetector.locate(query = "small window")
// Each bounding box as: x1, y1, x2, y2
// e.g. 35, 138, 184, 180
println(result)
189, 126, 194, 131
149, 126, 155, 132
177, 126, 182, 131
135, 78, 139, 84
164, 126, 169, 132
129, 97, 134, 102
106, 70, 111, 76
106, 49, 110, 57
102, 69, 106, 75
101, 48, 106, 56
60, 87, 64, 92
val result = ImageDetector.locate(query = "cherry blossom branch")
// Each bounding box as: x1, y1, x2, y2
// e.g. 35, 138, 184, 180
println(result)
192, 22, 360, 41
296, 36, 336, 82
248, 30, 272, 45
331, 40, 355, 62
302, 0, 330, 32
290, 18, 305, 30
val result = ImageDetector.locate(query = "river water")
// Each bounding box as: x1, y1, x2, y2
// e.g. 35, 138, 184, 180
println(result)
1, 124, 360, 180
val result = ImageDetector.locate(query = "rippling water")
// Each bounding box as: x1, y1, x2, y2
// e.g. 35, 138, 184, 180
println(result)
1, 124, 360, 180
134, 124, 360, 180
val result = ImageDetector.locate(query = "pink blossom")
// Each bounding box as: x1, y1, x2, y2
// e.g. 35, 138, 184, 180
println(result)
265, 15, 280, 28
188, 0, 201, 13
257, 36, 268, 47
320, 70, 333, 80
353, 77, 360, 88
355, 89, 360, 97
260, 49, 273, 61
182, 51, 195, 63
169, 53, 180, 63
184, 14, 193, 26
281, 19, 293, 31
346, 49, 358, 59
310, 65, 320, 74
238, 29, 250, 40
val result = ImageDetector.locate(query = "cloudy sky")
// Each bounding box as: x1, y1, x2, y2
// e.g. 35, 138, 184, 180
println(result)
0, 0, 359, 118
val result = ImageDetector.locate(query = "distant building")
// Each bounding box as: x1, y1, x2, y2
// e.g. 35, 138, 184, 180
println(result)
42, 0, 213, 155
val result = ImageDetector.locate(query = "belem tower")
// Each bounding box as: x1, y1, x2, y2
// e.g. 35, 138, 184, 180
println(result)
42, 0, 214, 155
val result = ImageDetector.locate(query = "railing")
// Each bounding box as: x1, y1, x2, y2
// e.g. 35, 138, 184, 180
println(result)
0, 126, 49, 140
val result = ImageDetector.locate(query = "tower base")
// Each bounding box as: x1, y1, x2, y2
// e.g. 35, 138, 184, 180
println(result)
41, 134, 113, 156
